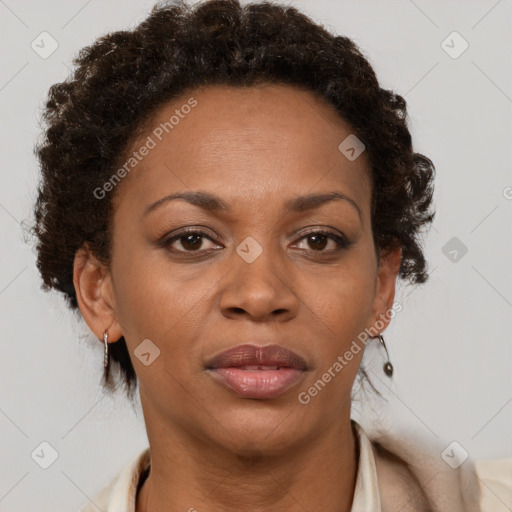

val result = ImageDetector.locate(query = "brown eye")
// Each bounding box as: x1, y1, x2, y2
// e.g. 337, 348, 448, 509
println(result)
294, 229, 351, 252
163, 229, 221, 253
176, 233, 204, 251
306, 233, 329, 251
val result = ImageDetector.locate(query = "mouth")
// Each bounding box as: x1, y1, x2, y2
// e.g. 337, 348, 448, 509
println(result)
205, 344, 307, 399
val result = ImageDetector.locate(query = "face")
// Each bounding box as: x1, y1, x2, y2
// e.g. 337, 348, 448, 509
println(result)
75, 83, 400, 456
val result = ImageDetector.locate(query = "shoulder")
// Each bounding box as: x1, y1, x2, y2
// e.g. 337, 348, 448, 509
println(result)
79, 447, 151, 512
474, 458, 512, 512
360, 420, 483, 512
79, 478, 116, 512
371, 441, 432, 511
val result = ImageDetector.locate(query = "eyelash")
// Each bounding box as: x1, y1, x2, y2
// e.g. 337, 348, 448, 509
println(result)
160, 227, 352, 255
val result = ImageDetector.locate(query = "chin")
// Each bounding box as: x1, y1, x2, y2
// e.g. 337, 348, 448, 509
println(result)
205, 400, 311, 457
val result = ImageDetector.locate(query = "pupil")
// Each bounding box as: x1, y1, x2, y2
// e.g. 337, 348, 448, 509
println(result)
309, 234, 327, 251
182, 234, 202, 250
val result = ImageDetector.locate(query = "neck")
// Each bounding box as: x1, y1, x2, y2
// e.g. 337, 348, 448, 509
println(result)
136, 411, 359, 512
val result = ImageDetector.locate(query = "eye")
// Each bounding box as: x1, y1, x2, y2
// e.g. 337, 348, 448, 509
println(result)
293, 229, 351, 252
160, 227, 351, 255
162, 228, 222, 253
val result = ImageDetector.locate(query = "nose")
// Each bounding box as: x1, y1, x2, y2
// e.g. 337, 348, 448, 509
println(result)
218, 242, 299, 323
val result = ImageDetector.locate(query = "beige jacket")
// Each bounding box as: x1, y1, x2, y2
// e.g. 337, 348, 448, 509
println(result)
80, 421, 512, 511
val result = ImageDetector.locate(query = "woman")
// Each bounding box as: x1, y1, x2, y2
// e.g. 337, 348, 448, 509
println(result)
31, 0, 511, 510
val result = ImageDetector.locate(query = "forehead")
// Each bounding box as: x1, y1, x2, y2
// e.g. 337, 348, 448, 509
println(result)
114, 83, 371, 216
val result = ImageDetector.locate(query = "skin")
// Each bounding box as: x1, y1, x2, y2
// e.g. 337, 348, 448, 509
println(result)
74, 83, 401, 512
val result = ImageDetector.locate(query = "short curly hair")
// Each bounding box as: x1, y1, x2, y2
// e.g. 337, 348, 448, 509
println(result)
32, 0, 435, 401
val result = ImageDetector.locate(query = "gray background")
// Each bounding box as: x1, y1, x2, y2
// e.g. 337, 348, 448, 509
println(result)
1, 0, 511, 510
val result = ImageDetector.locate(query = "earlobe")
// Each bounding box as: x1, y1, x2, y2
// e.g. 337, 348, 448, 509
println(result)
73, 245, 123, 342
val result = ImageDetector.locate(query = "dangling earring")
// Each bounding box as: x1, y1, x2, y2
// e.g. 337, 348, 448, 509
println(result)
377, 333, 394, 377
103, 329, 110, 375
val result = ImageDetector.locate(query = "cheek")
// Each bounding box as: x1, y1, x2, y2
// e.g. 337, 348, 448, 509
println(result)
300, 248, 377, 385
307, 275, 374, 359
308, 245, 377, 329
295, 276, 375, 414
110, 241, 210, 354
110, 251, 210, 414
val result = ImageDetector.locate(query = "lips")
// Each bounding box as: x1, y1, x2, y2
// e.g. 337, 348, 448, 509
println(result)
205, 344, 307, 399
205, 344, 307, 370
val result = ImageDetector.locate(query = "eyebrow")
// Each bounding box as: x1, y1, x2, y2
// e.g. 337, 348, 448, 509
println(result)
142, 190, 362, 220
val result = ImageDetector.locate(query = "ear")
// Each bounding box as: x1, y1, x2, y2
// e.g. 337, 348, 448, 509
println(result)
368, 246, 402, 332
73, 245, 123, 343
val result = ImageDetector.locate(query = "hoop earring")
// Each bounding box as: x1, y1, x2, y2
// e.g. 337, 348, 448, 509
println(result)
377, 333, 394, 377
103, 330, 110, 372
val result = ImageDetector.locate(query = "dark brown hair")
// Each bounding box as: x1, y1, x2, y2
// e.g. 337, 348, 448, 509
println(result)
32, 0, 435, 401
